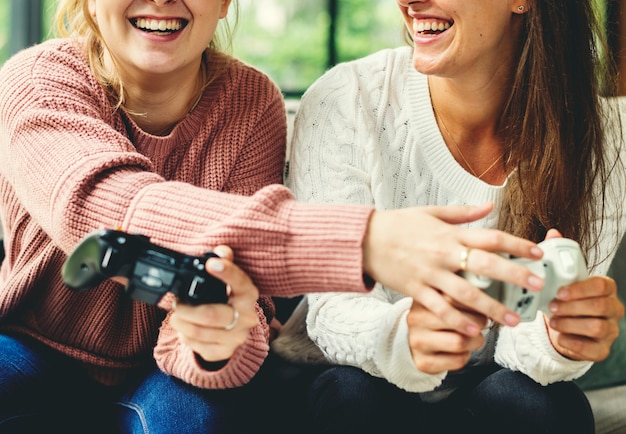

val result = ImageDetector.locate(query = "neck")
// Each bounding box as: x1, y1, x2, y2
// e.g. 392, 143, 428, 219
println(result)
429, 77, 508, 184
121, 62, 206, 136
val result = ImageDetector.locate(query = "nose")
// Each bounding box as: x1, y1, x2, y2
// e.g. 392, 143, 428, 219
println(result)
397, 0, 424, 7
152, 0, 175, 5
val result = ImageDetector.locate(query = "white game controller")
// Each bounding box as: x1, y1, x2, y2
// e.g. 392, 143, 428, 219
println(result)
463, 238, 588, 322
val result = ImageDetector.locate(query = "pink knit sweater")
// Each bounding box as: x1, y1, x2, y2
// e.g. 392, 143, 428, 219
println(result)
0, 39, 373, 388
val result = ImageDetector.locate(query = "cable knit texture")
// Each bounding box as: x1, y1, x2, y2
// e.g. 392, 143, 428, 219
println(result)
0, 39, 374, 388
276, 47, 626, 401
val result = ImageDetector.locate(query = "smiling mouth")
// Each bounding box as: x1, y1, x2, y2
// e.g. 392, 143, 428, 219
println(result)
131, 18, 188, 35
414, 20, 453, 36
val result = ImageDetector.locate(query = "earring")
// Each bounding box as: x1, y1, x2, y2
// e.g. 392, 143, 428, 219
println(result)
517, 5, 525, 12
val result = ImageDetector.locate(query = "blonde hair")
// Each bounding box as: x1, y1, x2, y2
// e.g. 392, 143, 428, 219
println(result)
53, 0, 238, 109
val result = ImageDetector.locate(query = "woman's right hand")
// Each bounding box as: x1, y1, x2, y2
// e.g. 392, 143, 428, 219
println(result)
407, 299, 488, 374
363, 202, 544, 336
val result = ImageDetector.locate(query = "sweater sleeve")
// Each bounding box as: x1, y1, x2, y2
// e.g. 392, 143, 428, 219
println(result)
494, 312, 592, 385
154, 302, 271, 389
307, 291, 446, 392
0, 40, 373, 299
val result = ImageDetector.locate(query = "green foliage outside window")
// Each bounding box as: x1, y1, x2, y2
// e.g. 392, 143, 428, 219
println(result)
0, 3, 7, 64
0, 0, 610, 95
233, 0, 404, 94
0, 0, 404, 94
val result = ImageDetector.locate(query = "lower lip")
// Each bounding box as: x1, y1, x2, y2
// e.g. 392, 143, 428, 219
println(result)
413, 31, 447, 45
134, 27, 182, 43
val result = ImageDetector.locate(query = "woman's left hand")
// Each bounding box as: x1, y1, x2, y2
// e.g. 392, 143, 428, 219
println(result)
546, 274, 624, 361
169, 245, 260, 363
542, 229, 625, 361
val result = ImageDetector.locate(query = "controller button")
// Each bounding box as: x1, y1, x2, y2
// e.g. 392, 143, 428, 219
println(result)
102, 247, 114, 268
140, 267, 165, 288
187, 276, 205, 298
559, 250, 576, 273
141, 275, 164, 288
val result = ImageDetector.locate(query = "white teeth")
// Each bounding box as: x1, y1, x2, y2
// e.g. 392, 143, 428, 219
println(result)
414, 20, 451, 33
134, 18, 183, 32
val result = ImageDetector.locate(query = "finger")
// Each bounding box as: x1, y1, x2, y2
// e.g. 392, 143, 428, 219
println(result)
549, 296, 623, 319
550, 332, 613, 362
408, 328, 479, 374
444, 298, 490, 329
212, 245, 234, 261
436, 293, 490, 326
407, 301, 439, 326
409, 299, 487, 327
193, 344, 241, 363
409, 328, 485, 355
205, 256, 259, 303
170, 305, 255, 361
173, 302, 245, 329
456, 229, 544, 264
425, 271, 522, 329
456, 247, 543, 293
423, 204, 542, 261
179, 324, 249, 350
549, 316, 619, 343
413, 352, 473, 375
111, 276, 128, 286
408, 300, 489, 333
183, 332, 247, 362
411, 285, 490, 336
554, 276, 617, 302
544, 228, 563, 240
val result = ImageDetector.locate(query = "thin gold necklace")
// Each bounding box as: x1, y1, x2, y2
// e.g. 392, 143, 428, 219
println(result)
145, 62, 207, 136
433, 106, 503, 179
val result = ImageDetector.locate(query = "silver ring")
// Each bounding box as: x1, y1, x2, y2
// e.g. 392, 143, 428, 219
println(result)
223, 304, 239, 331
459, 247, 471, 272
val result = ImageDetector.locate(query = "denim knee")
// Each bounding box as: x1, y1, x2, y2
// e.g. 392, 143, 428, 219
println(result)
114, 369, 236, 434
466, 369, 594, 434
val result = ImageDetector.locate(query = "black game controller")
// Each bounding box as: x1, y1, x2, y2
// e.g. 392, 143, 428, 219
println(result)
463, 238, 588, 322
62, 229, 228, 305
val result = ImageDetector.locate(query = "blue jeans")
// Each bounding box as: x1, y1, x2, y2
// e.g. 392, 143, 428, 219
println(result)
303, 364, 595, 434
0, 333, 268, 433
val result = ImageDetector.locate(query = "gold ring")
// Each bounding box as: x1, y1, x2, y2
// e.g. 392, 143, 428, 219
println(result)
459, 247, 471, 271
223, 304, 239, 331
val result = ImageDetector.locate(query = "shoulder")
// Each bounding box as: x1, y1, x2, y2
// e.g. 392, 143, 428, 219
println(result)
309, 46, 413, 90
302, 47, 414, 108
0, 38, 99, 106
221, 56, 284, 103
0, 39, 111, 127
1, 38, 90, 81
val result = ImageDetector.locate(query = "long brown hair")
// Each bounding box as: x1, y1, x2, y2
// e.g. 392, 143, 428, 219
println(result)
498, 0, 623, 267
53, 0, 238, 110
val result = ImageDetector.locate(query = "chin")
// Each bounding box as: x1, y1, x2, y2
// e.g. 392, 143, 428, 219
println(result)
411, 54, 444, 77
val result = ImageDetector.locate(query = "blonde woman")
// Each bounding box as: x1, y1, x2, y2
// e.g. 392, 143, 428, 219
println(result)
0, 0, 285, 432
